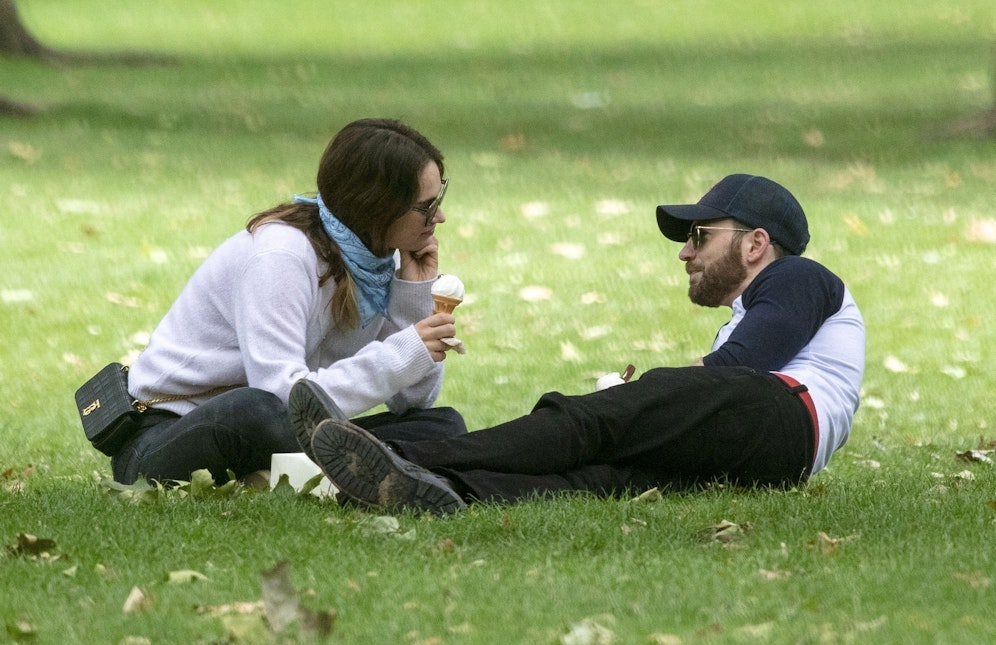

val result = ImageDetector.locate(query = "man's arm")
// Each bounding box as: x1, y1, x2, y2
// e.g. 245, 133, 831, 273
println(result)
702, 257, 845, 372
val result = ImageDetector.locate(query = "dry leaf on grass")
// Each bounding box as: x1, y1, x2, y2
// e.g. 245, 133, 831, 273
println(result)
5, 621, 37, 641
953, 572, 991, 588
561, 616, 616, 645
261, 561, 336, 639
122, 587, 151, 614
758, 568, 791, 581
166, 569, 209, 584
4, 533, 59, 560
701, 520, 749, 544
631, 487, 662, 503
812, 531, 839, 555
955, 449, 993, 465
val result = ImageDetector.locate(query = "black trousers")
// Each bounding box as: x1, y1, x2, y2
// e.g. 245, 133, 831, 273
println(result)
394, 367, 816, 503
112, 387, 467, 485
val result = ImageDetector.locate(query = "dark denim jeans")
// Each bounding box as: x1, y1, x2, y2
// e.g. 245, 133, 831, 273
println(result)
112, 387, 466, 485
394, 367, 816, 503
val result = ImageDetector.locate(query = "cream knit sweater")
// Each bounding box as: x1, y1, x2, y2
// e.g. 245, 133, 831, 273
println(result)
127, 222, 443, 418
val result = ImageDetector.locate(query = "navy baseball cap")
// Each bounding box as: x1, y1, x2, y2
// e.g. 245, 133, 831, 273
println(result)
656, 174, 810, 255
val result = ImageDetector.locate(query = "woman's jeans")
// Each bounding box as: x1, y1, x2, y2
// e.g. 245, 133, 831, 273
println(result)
111, 387, 466, 485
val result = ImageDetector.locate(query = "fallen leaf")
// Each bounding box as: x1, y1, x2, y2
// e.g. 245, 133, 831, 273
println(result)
941, 365, 967, 379
196, 601, 264, 617
122, 587, 151, 614
260, 561, 336, 639
271, 473, 298, 498
262, 561, 299, 633
561, 617, 616, 645
5, 533, 57, 558
166, 569, 209, 584
966, 219, 996, 243
520, 201, 548, 219
953, 572, 991, 588
813, 531, 839, 555
221, 614, 272, 644
883, 355, 909, 373
5, 620, 37, 641
929, 292, 949, 307
8, 141, 42, 163
105, 292, 142, 308
736, 622, 775, 639
519, 285, 553, 302
843, 214, 868, 235
358, 515, 401, 534
594, 199, 629, 216
702, 520, 747, 544
550, 242, 586, 260
500, 134, 528, 152
0, 289, 34, 303
758, 568, 791, 581
631, 488, 662, 503
100, 475, 165, 505
297, 472, 326, 496
299, 606, 337, 641
560, 340, 582, 362
802, 128, 825, 148
955, 449, 993, 465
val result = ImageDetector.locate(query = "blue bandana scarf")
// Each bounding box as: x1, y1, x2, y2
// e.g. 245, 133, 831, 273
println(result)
293, 193, 394, 327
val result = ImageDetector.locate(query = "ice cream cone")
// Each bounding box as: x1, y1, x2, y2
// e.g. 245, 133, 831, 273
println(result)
432, 294, 462, 314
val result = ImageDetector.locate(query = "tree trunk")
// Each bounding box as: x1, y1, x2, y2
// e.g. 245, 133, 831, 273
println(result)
0, 0, 58, 57
0, 95, 37, 115
1, 0, 178, 114
933, 42, 996, 139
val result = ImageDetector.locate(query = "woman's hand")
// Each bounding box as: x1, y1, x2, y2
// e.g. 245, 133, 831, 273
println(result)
399, 235, 439, 283
415, 312, 457, 362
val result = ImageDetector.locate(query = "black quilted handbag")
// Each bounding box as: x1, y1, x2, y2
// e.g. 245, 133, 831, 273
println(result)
74, 363, 143, 456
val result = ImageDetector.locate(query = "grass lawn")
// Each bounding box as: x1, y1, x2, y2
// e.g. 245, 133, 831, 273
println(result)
2, 1, 995, 642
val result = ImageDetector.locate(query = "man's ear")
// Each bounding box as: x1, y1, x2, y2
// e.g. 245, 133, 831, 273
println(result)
744, 228, 773, 263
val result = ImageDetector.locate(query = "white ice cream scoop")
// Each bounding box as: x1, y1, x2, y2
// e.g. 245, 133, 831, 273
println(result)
431, 274, 465, 300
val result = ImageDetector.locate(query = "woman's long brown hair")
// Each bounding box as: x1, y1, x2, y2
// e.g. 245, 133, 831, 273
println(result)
247, 118, 444, 330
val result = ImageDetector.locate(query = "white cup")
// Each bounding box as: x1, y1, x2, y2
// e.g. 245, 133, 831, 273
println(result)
269, 452, 336, 497
595, 372, 626, 391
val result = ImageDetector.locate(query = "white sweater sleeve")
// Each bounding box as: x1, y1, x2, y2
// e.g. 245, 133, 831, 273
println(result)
129, 225, 443, 418
230, 237, 442, 417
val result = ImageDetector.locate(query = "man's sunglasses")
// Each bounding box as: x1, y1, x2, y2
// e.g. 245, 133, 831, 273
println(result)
686, 225, 753, 249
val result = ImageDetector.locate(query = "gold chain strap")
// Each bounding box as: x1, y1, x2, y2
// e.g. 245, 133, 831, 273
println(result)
125, 366, 240, 412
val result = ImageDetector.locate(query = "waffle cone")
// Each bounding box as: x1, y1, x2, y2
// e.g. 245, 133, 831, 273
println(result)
432, 294, 462, 314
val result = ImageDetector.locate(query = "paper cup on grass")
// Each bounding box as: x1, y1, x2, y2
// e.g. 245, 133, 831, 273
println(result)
269, 452, 336, 497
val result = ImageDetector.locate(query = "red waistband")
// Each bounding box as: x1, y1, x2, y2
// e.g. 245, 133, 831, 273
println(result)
773, 372, 819, 465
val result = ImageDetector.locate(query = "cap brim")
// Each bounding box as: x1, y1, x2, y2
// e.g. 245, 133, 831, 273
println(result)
655, 203, 729, 243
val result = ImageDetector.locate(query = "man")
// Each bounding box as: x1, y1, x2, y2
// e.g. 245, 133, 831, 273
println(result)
288, 174, 866, 515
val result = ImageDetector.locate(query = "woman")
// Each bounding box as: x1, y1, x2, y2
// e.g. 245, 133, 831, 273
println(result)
112, 118, 466, 485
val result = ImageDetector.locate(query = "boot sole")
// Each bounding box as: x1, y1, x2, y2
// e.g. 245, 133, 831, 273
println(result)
287, 379, 347, 463
311, 419, 466, 516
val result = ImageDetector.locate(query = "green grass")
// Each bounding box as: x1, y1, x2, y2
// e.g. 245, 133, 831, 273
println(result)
2, 0, 996, 642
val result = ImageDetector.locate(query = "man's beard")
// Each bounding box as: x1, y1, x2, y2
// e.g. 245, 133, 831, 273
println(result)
688, 241, 747, 307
